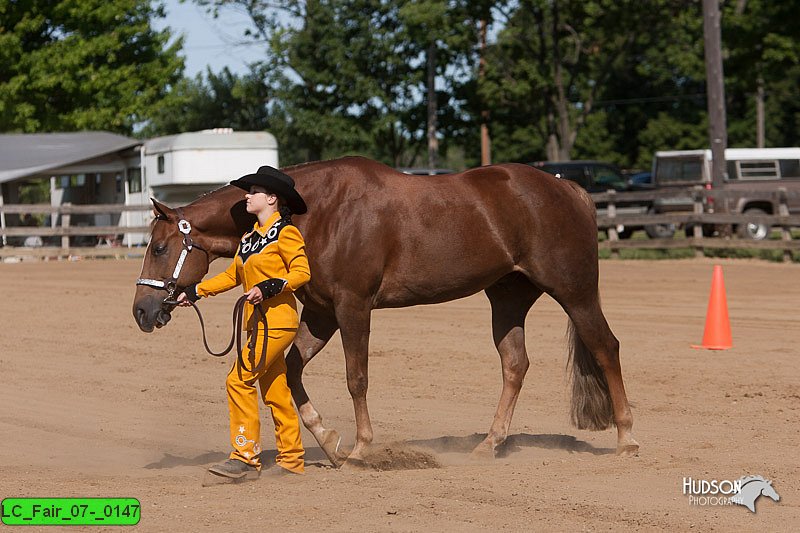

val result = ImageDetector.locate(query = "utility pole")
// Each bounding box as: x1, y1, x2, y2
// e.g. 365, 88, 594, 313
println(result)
702, 0, 728, 196
479, 19, 491, 166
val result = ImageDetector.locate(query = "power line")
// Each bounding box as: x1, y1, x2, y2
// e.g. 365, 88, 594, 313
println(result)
591, 93, 706, 106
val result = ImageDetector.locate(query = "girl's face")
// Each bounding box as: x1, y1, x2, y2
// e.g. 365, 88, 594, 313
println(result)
245, 185, 276, 215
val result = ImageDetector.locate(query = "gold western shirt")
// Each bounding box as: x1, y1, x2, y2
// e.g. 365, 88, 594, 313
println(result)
195, 211, 311, 330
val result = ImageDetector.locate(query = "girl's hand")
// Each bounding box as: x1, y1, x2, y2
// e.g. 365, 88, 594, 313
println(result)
245, 286, 264, 305
175, 292, 193, 307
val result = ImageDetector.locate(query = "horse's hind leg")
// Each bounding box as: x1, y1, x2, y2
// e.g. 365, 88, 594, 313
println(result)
561, 293, 639, 456
285, 307, 343, 466
473, 274, 542, 458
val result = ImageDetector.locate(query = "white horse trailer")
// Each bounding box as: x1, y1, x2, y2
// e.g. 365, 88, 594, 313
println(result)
125, 129, 279, 245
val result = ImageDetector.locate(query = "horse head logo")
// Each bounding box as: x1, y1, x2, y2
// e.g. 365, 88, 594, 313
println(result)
731, 475, 780, 513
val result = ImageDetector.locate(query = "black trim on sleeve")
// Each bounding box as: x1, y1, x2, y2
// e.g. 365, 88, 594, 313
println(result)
256, 278, 287, 299
184, 283, 200, 302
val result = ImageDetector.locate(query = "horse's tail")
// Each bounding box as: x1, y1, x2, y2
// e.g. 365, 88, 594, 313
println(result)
567, 320, 613, 430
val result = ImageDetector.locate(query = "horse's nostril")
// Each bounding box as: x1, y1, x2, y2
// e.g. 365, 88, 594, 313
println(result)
156, 311, 172, 327
133, 304, 155, 333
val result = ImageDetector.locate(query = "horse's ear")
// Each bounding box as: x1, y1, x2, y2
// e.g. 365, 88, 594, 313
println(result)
151, 198, 172, 220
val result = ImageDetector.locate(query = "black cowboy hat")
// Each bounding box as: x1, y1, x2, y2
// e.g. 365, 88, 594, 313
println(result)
230, 166, 307, 215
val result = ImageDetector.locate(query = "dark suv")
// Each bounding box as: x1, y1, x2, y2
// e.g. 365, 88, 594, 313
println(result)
529, 160, 674, 239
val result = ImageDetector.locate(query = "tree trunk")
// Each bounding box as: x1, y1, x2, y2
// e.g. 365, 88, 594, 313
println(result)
550, 1, 573, 161
479, 19, 491, 166
427, 42, 439, 171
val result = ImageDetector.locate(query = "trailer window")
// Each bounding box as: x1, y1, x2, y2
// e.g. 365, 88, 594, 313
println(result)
127, 168, 142, 193
779, 159, 800, 178
736, 160, 779, 180
726, 160, 737, 180
655, 158, 703, 184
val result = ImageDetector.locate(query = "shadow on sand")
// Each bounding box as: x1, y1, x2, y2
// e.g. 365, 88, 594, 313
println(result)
143, 432, 612, 471
144, 451, 228, 470
408, 432, 615, 457
143, 446, 334, 470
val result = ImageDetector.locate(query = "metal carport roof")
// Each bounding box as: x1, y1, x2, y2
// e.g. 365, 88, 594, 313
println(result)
0, 132, 140, 184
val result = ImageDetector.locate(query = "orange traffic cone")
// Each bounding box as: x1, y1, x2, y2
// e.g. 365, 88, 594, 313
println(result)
691, 265, 732, 350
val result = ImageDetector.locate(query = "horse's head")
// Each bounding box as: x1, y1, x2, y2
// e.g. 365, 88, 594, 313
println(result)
132, 199, 212, 332
761, 480, 780, 502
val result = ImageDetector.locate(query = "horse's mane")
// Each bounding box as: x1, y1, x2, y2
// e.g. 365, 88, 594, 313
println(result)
281, 155, 377, 173
192, 183, 232, 203
281, 159, 326, 172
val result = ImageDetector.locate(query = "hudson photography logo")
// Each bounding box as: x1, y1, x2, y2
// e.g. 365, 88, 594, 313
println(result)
682, 475, 781, 513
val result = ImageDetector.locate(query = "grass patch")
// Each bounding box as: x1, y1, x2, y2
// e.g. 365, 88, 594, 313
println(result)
704, 247, 800, 263
600, 247, 695, 260
600, 246, 800, 262
619, 248, 696, 260
598, 227, 800, 262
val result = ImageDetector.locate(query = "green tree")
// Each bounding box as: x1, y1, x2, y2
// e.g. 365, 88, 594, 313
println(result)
479, 0, 693, 165
195, 0, 398, 163
195, 0, 486, 167
473, 1, 715, 168
0, 0, 184, 134
143, 66, 273, 135
605, 0, 709, 168
724, 0, 800, 148
397, 1, 487, 168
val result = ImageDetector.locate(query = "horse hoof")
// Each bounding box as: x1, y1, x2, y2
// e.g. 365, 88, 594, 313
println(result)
470, 441, 496, 460
341, 457, 369, 470
318, 429, 344, 468
616, 440, 640, 457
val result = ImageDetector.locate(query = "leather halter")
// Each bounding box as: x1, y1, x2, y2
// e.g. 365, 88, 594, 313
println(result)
135, 208, 268, 374
136, 207, 207, 302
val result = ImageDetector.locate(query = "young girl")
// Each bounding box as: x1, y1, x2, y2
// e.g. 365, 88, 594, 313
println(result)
177, 166, 310, 481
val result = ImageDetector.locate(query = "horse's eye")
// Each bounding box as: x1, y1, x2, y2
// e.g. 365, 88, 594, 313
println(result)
153, 244, 167, 256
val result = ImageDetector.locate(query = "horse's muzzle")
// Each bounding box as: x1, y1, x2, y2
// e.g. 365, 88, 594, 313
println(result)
133, 294, 173, 332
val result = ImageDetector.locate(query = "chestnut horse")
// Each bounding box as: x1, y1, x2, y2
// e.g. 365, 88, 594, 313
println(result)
132, 157, 639, 466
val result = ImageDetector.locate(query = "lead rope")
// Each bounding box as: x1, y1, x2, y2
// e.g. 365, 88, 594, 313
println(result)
166, 295, 269, 375
138, 210, 268, 375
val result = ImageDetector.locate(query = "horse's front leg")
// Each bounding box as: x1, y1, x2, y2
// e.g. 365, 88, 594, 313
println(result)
285, 308, 343, 467
335, 302, 373, 462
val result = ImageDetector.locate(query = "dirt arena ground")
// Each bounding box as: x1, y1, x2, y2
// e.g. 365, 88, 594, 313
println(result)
0, 257, 798, 531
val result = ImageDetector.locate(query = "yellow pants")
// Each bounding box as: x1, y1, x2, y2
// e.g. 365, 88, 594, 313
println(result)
226, 328, 304, 473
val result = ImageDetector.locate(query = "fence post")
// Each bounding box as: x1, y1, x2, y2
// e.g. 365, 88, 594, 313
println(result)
606, 189, 619, 258
692, 187, 704, 258
0, 187, 6, 247
777, 187, 792, 262
61, 203, 71, 256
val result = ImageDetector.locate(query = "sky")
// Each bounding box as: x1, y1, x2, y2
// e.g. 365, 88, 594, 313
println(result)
153, 0, 266, 77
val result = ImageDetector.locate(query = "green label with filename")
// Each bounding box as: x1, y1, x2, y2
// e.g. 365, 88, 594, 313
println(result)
1, 498, 140, 526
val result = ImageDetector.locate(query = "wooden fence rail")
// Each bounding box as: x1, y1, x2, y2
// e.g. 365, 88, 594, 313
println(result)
1, 190, 799, 260
0, 203, 153, 259
593, 186, 799, 260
